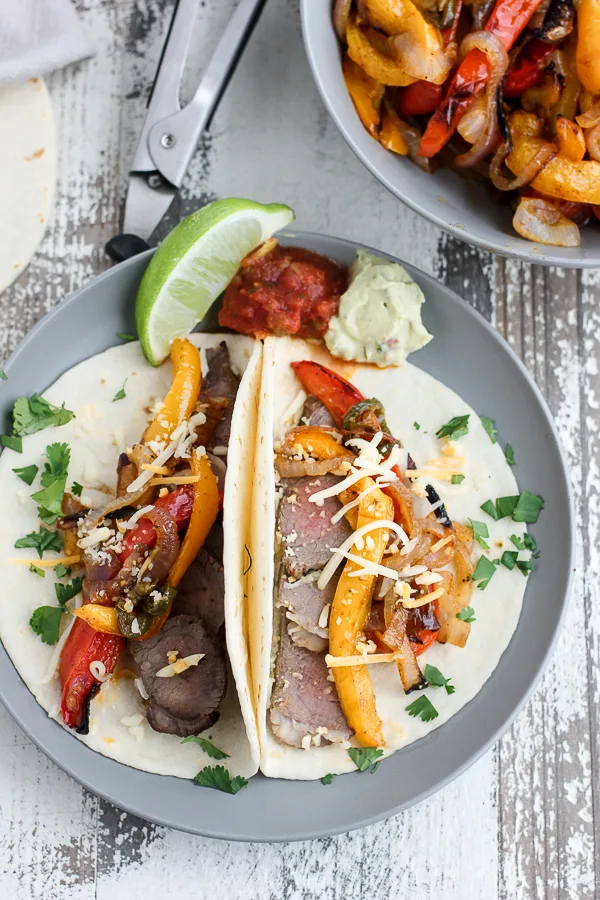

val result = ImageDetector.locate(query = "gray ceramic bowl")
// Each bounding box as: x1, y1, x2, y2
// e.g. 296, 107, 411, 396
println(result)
301, 2, 600, 267
0, 232, 573, 840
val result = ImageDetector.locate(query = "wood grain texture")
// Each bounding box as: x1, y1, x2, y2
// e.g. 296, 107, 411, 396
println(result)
0, 1, 594, 897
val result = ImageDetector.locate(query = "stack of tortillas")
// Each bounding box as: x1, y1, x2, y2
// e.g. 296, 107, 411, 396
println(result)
0, 77, 56, 294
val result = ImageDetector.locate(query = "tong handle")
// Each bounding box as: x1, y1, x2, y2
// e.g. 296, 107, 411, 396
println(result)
148, 0, 268, 187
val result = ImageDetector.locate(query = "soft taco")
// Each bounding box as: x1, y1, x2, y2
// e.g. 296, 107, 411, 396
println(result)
0, 334, 261, 782
249, 337, 537, 779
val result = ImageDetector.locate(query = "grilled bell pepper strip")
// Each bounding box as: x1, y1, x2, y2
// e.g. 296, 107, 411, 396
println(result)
346, 14, 416, 87
343, 53, 385, 136
418, 0, 546, 157
576, 0, 600, 94
60, 619, 125, 729
329, 479, 394, 746
291, 361, 363, 427
503, 39, 554, 98
507, 136, 600, 204
168, 454, 220, 588
117, 484, 195, 564
144, 338, 201, 445
73, 604, 121, 635
398, 81, 444, 117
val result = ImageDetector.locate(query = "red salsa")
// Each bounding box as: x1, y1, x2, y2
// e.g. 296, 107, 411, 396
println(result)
218, 244, 348, 339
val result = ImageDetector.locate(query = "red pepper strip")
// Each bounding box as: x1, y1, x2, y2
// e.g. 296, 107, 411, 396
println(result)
418, 0, 546, 157
442, 0, 463, 42
398, 81, 444, 117
411, 600, 440, 656
291, 361, 364, 427
504, 39, 554, 98
60, 619, 125, 729
117, 485, 195, 564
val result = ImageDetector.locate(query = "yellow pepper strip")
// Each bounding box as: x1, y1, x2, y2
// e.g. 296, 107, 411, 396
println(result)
328, 477, 394, 747
343, 53, 385, 136
507, 136, 600, 205
73, 605, 120, 635
280, 426, 355, 462
169, 453, 220, 587
347, 15, 416, 87
379, 103, 409, 155
144, 338, 201, 446
577, 0, 600, 95
555, 115, 586, 162
362, 0, 436, 41
508, 111, 543, 143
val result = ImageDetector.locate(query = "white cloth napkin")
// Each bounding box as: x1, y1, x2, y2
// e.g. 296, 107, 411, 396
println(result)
0, 0, 94, 86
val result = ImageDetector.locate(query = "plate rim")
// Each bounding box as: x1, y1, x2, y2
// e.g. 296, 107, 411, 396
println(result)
0, 231, 575, 841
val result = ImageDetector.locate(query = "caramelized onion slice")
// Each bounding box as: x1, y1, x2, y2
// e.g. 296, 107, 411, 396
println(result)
389, 33, 457, 85
457, 96, 488, 145
576, 100, 600, 130
585, 123, 600, 162
513, 197, 580, 247
274, 454, 352, 478
334, 0, 353, 42
455, 32, 509, 168
490, 140, 556, 191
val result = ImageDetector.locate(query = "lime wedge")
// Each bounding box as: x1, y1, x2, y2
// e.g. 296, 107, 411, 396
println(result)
135, 198, 295, 365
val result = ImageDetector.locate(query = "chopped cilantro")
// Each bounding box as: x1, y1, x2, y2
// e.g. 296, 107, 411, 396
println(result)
413, 422, 420, 430
31, 443, 70, 524
480, 499, 499, 520
501, 550, 518, 571
30, 606, 63, 645
12, 464, 38, 486
505, 444, 515, 466
243, 544, 252, 576
55, 576, 84, 607
469, 519, 489, 550
348, 747, 384, 771
193, 765, 248, 795
117, 333, 135, 342
517, 558, 532, 576
510, 534, 525, 550
457, 606, 476, 623
424, 663, 455, 695
2, 434, 22, 453
405, 695, 439, 722
181, 736, 230, 760
12, 394, 74, 436
0, 370, 7, 381
112, 380, 127, 402
496, 495, 520, 519
15, 526, 62, 559
513, 491, 544, 524
472, 555, 496, 590
451, 474, 465, 484
321, 773, 334, 785
371, 761, 381, 774
480, 415, 498, 443
436, 414, 470, 441
54, 563, 71, 579
29, 564, 45, 578
71, 481, 83, 497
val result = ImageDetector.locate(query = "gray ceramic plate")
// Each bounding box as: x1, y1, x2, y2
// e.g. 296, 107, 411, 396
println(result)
0, 232, 573, 841
301, 2, 600, 267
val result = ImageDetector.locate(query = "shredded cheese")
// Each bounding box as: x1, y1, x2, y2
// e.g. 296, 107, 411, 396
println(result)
148, 475, 200, 485
407, 469, 458, 481
155, 653, 205, 678
123, 504, 155, 529
402, 586, 445, 609
330, 482, 380, 525
77, 527, 112, 550
141, 463, 172, 475
281, 390, 308, 424
317, 519, 408, 590
429, 534, 454, 553
318, 603, 331, 630
415, 572, 444, 586
325, 651, 401, 668
344, 551, 400, 580
6, 554, 81, 567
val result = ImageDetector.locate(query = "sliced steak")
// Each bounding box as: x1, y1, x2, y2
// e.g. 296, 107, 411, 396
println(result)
130, 615, 226, 738
201, 343, 240, 450
277, 473, 352, 578
171, 548, 225, 635
277, 571, 337, 639
302, 396, 335, 428
270, 622, 352, 747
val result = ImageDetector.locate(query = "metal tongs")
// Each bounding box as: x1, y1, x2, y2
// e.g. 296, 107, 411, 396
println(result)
106, 0, 268, 262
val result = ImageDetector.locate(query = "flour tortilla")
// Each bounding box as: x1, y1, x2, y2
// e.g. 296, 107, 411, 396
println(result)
249, 336, 528, 780
0, 334, 261, 780
0, 78, 55, 294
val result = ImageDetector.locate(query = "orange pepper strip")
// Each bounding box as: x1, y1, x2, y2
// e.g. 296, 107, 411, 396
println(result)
73, 605, 121, 635
169, 453, 220, 587
144, 338, 201, 445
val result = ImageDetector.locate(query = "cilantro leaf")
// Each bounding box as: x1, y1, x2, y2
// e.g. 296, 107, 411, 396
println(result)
495, 495, 520, 519
451, 474, 465, 484
15, 527, 62, 559
321, 773, 334, 785
54, 563, 71, 578
371, 761, 381, 774
0, 370, 7, 381
436, 415, 470, 441
413, 422, 420, 430
32, 443, 70, 524
424, 663, 455, 695
12, 464, 38, 486
55, 576, 84, 608
469, 519, 489, 550
457, 606, 476, 623
517, 558, 532, 576
505, 444, 515, 466
480, 415, 498, 444
510, 534, 525, 551
40, 443, 70, 485
512, 491, 544, 524
71, 481, 83, 497
180, 736, 230, 760
501, 550, 518, 571
472, 555, 496, 590
112, 380, 127, 402
480, 499, 499, 520
12, 394, 74, 436
193, 765, 248, 795
117, 333, 135, 342
405, 695, 439, 722
347, 747, 384, 771
30, 606, 63, 645
2, 434, 22, 453
29, 564, 45, 578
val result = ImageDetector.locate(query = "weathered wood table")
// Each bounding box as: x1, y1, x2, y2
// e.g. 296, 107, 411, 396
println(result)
0, 1, 593, 897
